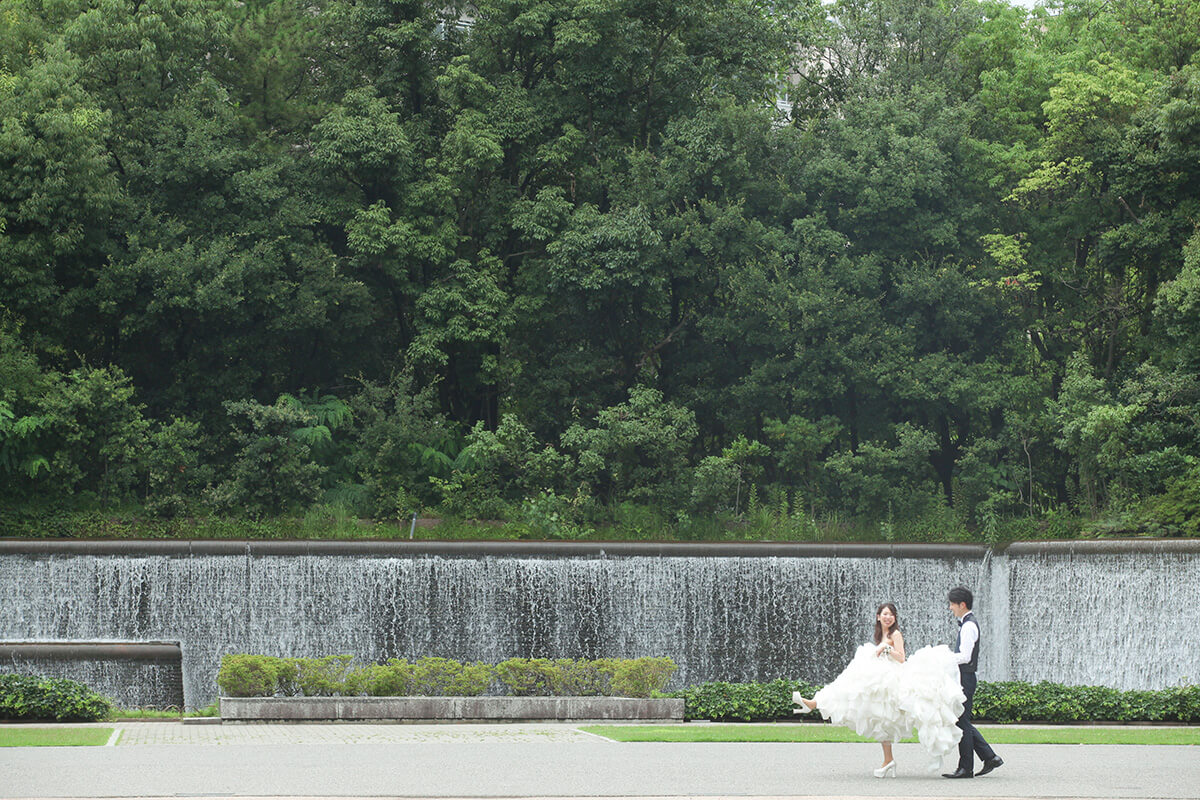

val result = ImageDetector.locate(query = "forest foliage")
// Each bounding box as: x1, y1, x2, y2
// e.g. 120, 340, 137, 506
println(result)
3, 0, 1200, 540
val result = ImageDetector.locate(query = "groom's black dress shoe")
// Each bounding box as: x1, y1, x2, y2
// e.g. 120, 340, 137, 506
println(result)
977, 757, 1004, 776
942, 768, 974, 779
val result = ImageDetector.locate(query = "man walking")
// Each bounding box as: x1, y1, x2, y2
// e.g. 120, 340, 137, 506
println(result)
943, 586, 1003, 779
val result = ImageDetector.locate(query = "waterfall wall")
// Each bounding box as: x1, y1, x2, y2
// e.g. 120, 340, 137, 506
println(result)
1, 540, 1196, 709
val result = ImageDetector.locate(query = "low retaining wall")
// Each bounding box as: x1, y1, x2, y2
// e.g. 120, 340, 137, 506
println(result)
220, 696, 685, 722
1, 641, 184, 709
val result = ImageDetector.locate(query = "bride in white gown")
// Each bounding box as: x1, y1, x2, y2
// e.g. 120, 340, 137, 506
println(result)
793, 602, 965, 777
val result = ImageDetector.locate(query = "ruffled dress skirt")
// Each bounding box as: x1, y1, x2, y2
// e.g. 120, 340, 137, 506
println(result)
801, 643, 965, 760
811, 643, 910, 743
898, 644, 967, 758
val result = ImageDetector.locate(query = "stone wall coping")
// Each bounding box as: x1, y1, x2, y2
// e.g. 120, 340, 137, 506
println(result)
220, 695, 685, 721
1004, 540, 1200, 555
3, 537, 1197, 558
0, 539, 991, 559
0, 641, 182, 661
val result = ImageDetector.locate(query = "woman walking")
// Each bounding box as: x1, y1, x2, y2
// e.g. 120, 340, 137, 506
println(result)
794, 602, 965, 777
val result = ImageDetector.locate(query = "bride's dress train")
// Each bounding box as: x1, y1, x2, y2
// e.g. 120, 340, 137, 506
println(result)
898, 644, 967, 760
795, 643, 965, 763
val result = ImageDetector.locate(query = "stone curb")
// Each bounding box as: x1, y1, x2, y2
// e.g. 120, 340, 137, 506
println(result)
220, 695, 685, 722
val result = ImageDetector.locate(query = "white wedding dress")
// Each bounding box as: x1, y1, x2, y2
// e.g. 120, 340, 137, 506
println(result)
796, 641, 965, 761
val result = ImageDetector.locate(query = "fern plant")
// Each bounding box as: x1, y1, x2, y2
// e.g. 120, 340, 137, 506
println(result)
278, 392, 352, 454
408, 435, 479, 477
0, 401, 51, 479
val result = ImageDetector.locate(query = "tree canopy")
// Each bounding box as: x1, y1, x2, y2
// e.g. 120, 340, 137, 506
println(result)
3, 0, 1200, 538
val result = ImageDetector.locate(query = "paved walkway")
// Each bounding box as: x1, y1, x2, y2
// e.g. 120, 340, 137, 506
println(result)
1, 722, 1197, 799
112, 721, 595, 745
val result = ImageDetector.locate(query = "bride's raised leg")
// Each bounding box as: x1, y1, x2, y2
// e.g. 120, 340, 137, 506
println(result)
791, 692, 817, 713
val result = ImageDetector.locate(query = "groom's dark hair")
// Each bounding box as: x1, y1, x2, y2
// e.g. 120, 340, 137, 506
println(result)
948, 586, 973, 608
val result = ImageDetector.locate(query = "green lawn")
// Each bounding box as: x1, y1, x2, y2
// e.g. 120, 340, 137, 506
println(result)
580, 724, 1200, 746
0, 728, 116, 747
111, 708, 181, 719
111, 701, 220, 719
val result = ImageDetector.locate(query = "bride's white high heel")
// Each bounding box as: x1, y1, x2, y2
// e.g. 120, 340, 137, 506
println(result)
873, 761, 896, 778
791, 692, 817, 714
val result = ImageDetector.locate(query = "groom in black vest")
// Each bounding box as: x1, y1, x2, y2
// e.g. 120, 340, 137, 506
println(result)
943, 586, 1003, 779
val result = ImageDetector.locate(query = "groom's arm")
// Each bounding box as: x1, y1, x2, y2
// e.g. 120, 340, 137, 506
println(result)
953, 621, 979, 665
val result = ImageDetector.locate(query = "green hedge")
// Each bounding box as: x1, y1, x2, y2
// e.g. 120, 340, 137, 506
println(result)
217, 655, 677, 699
973, 681, 1200, 723
0, 674, 114, 721
674, 679, 1200, 723
352, 657, 494, 696
218, 656, 1199, 722
673, 679, 821, 722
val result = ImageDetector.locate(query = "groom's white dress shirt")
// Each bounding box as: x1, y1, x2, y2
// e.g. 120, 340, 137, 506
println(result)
953, 616, 979, 665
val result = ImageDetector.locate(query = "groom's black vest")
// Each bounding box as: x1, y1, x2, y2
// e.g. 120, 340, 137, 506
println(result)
956, 611, 980, 674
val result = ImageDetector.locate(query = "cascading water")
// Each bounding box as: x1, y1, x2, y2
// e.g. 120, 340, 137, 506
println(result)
0, 644, 184, 709
1004, 543, 1200, 689
1, 541, 1196, 708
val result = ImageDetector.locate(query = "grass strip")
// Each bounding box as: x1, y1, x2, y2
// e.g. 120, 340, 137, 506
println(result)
111, 701, 219, 719
981, 726, 1200, 745
0, 728, 115, 747
580, 724, 1200, 746
111, 709, 181, 719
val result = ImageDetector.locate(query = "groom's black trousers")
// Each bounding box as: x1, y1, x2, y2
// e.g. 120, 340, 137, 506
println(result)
957, 671, 997, 772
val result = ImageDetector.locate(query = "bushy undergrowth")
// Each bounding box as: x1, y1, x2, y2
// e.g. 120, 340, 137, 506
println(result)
0, 674, 113, 721
676, 679, 1200, 723
217, 655, 677, 699
7, 501, 1183, 544
0, 504, 405, 540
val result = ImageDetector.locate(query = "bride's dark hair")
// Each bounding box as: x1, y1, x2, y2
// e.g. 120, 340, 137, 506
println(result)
873, 601, 900, 644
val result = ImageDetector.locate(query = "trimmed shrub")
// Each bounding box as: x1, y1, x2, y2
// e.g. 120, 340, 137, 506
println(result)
217, 655, 289, 697
0, 674, 113, 721
348, 660, 415, 697
411, 657, 494, 696
218, 654, 679, 698
274, 658, 300, 695
610, 657, 677, 698
551, 658, 616, 696
495, 658, 630, 696
344, 658, 493, 696
494, 658, 559, 696
291, 655, 355, 697
443, 660, 494, 696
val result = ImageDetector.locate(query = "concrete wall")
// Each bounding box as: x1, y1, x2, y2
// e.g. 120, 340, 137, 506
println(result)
220, 695, 684, 721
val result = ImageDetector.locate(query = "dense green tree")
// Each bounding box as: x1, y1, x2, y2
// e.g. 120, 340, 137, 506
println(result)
212, 398, 325, 516
3, 0, 1200, 534
0, 37, 121, 351
37, 364, 150, 500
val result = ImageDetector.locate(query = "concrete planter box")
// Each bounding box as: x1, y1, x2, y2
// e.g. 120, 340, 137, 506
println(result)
220, 695, 684, 722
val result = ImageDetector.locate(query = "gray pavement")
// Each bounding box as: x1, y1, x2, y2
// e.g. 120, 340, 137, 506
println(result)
0, 723, 1197, 799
